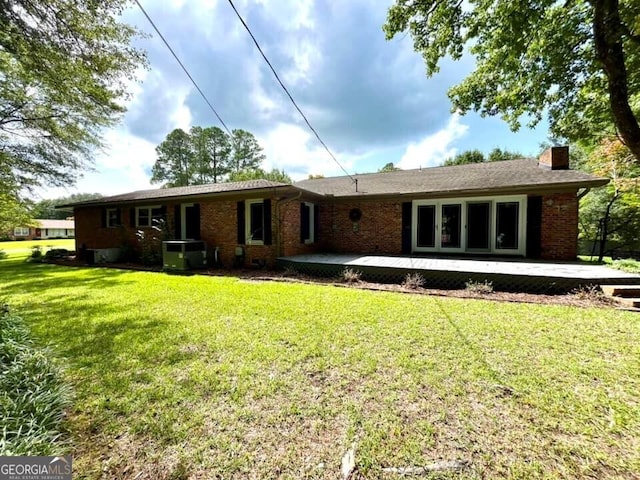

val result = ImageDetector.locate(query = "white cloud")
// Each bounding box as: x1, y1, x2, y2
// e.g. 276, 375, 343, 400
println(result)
40, 128, 157, 198
397, 114, 469, 169
258, 123, 356, 180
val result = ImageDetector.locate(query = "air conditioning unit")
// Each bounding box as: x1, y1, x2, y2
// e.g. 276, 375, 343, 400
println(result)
92, 248, 121, 263
162, 240, 207, 271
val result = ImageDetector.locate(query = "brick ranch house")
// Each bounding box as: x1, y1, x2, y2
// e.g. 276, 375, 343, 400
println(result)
8, 219, 75, 240
62, 147, 607, 267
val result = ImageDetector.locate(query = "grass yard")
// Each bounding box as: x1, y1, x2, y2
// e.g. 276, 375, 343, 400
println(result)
0, 249, 638, 479
579, 255, 640, 274
0, 238, 75, 257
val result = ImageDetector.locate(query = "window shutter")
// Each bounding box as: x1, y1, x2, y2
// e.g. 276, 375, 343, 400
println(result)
237, 201, 246, 244
101, 208, 106, 228
401, 202, 412, 254
174, 205, 181, 239
314, 204, 320, 243
130, 208, 136, 227
300, 203, 307, 243
193, 203, 201, 240
263, 199, 272, 245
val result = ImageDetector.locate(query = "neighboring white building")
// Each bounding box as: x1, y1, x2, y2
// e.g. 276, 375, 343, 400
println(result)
10, 219, 75, 240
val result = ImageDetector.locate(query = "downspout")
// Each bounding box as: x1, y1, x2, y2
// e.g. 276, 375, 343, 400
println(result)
275, 191, 302, 257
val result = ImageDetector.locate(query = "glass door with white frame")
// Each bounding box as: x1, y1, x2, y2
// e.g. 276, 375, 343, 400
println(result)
440, 203, 462, 250
466, 202, 491, 251
416, 204, 436, 249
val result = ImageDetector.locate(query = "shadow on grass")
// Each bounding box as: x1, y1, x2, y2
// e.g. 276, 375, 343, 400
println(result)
0, 258, 134, 293
0, 259, 186, 375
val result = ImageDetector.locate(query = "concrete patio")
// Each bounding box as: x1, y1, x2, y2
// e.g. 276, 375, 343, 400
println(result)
278, 254, 640, 293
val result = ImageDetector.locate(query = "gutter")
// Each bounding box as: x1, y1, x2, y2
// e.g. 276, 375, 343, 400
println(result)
577, 187, 591, 200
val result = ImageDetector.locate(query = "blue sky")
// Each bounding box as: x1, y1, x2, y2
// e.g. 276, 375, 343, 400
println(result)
46, 0, 550, 198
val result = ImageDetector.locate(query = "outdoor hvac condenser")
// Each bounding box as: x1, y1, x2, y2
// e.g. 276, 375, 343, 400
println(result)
162, 240, 207, 271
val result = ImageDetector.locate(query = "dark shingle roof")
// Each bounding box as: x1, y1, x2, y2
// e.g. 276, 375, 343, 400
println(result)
60, 179, 291, 207
294, 159, 608, 197
61, 160, 608, 208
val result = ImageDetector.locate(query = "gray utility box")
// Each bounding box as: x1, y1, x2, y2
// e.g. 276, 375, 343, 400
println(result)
162, 240, 207, 271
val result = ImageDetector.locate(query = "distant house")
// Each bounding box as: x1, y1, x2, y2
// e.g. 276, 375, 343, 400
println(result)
61, 147, 607, 266
10, 219, 75, 240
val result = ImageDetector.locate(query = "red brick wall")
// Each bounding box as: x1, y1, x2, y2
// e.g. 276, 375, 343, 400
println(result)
199, 199, 279, 268
322, 201, 403, 254
74, 192, 580, 264
74, 207, 135, 251
539, 192, 578, 260
74, 197, 322, 268
278, 200, 320, 257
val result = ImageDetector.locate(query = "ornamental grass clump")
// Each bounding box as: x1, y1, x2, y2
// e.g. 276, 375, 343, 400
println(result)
341, 267, 362, 284
0, 305, 71, 455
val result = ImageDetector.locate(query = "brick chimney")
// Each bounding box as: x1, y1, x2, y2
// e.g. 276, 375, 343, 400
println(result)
539, 146, 569, 170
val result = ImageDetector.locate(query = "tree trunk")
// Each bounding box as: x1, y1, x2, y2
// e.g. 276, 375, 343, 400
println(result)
598, 192, 619, 261
592, 0, 640, 162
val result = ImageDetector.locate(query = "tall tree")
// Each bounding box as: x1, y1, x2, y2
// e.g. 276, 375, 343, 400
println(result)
228, 168, 292, 183
0, 177, 32, 234
379, 162, 400, 172
384, 0, 640, 163
230, 129, 266, 174
487, 148, 523, 162
151, 129, 194, 187
30, 193, 103, 219
578, 138, 640, 260
190, 126, 231, 184
0, 0, 146, 194
443, 149, 485, 166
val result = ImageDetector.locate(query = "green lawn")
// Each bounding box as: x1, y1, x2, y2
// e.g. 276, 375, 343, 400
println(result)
0, 249, 638, 479
0, 239, 75, 257
579, 255, 640, 274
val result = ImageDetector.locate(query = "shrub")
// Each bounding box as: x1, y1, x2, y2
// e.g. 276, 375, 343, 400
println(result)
402, 272, 425, 289
611, 258, 640, 274
341, 267, 362, 284
465, 279, 494, 294
0, 250, 6, 260
136, 218, 170, 266
44, 249, 70, 259
30, 245, 43, 259
0, 305, 71, 455
572, 285, 614, 304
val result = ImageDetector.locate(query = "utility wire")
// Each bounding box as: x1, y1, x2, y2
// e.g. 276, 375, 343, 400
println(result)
134, 0, 232, 136
225, 0, 355, 182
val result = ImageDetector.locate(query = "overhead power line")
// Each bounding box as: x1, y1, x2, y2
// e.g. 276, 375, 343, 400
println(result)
134, 0, 232, 136
225, 0, 355, 182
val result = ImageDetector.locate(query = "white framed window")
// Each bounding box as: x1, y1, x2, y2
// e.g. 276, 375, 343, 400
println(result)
246, 199, 265, 244
301, 202, 315, 244
106, 208, 120, 228
13, 227, 29, 237
136, 206, 163, 227
412, 195, 527, 255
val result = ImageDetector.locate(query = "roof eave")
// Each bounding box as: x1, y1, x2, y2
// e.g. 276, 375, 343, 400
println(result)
317, 178, 610, 201
58, 184, 300, 208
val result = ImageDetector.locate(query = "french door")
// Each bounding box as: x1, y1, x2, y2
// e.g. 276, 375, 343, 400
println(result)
415, 202, 465, 253
466, 202, 491, 251
412, 196, 526, 255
